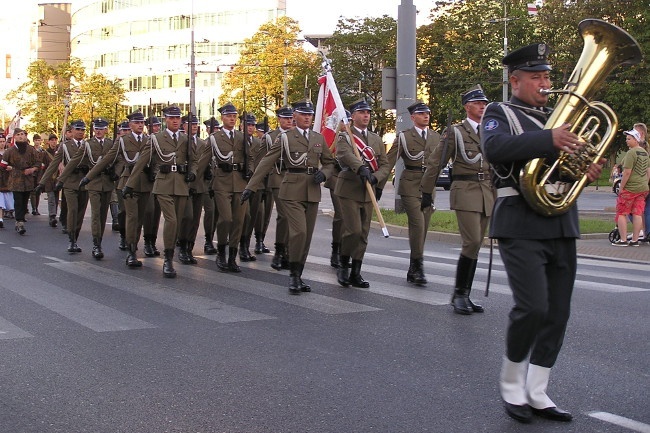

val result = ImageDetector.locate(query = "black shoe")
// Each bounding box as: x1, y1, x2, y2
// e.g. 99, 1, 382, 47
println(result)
68, 242, 80, 253
0, 220, 3, 228
504, 402, 533, 423
531, 406, 572, 422
62, 226, 68, 234
92, 245, 104, 259
468, 298, 484, 313
32, 210, 40, 215
49, 216, 58, 227
119, 237, 128, 251
204, 241, 217, 255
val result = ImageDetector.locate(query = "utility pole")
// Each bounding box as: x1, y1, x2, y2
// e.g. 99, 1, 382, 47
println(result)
394, 0, 417, 213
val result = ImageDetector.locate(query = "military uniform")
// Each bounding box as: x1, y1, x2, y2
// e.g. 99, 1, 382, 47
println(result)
252, 122, 274, 255
385, 102, 441, 284
484, 43, 577, 423
264, 106, 294, 270
125, 105, 198, 278
243, 100, 335, 294
42, 138, 59, 226
421, 86, 495, 314
178, 114, 212, 265
39, 120, 90, 252
68, 118, 115, 259
239, 114, 264, 262
209, 103, 253, 272
333, 100, 390, 288
202, 117, 220, 254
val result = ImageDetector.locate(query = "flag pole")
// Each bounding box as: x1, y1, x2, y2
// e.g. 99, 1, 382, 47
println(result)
319, 53, 389, 238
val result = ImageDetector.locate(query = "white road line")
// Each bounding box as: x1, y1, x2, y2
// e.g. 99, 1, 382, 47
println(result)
11, 247, 35, 253
43, 256, 67, 262
0, 265, 154, 332
588, 411, 650, 433
48, 261, 274, 323
0, 316, 33, 339
159, 260, 382, 314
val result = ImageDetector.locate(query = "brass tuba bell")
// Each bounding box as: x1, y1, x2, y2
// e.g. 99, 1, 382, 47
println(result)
519, 19, 642, 216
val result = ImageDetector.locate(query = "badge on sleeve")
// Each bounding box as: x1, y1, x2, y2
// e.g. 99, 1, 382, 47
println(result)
484, 119, 499, 131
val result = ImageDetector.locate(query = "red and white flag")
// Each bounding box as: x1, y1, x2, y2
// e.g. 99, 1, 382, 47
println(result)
314, 71, 347, 153
4, 110, 21, 143
527, 3, 538, 15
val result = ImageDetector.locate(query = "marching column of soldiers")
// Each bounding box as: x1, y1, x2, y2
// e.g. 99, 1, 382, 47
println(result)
9, 91, 496, 302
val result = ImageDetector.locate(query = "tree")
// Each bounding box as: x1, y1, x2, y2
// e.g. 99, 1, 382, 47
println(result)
326, 16, 398, 136
6, 58, 126, 136
219, 16, 320, 126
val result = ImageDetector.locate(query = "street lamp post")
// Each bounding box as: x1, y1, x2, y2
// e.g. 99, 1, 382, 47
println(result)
283, 40, 289, 106
487, 9, 519, 102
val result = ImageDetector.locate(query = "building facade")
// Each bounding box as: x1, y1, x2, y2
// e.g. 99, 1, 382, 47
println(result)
70, 0, 286, 119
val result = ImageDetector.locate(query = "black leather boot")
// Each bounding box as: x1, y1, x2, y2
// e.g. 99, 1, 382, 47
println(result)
280, 247, 290, 270
143, 236, 155, 257
228, 247, 241, 273
126, 243, 142, 267
119, 234, 128, 251
337, 255, 351, 287
288, 262, 301, 295
162, 249, 176, 278
271, 243, 285, 270
150, 237, 161, 256
67, 233, 79, 253
49, 215, 58, 227
110, 202, 120, 231
187, 242, 198, 264
255, 234, 270, 253
298, 263, 311, 292
239, 237, 256, 262
204, 237, 217, 254
349, 259, 370, 288
466, 258, 483, 313
451, 255, 473, 315
216, 244, 228, 272
92, 237, 104, 259
330, 242, 340, 268
178, 239, 192, 264
407, 258, 428, 285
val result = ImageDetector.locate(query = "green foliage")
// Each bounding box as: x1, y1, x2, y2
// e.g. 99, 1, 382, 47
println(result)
6, 58, 126, 136
219, 16, 321, 127
377, 208, 614, 234
326, 16, 398, 135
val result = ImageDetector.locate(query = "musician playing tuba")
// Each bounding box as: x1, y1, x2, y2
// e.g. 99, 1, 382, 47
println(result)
481, 42, 603, 424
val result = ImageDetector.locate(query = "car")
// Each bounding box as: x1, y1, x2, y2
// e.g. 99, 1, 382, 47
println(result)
436, 163, 452, 190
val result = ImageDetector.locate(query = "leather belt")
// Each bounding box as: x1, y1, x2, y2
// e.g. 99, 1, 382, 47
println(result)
159, 164, 188, 174
452, 173, 490, 182
218, 163, 243, 172
404, 164, 426, 172
287, 167, 316, 174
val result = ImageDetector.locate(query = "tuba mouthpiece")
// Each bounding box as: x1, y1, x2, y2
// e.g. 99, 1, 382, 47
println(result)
539, 89, 552, 95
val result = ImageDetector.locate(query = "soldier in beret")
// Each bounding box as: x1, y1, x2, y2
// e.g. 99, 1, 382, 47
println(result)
421, 85, 495, 315
383, 101, 441, 285
241, 99, 335, 294
482, 42, 602, 423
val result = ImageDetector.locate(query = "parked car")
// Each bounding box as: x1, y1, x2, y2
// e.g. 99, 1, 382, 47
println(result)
436, 163, 452, 190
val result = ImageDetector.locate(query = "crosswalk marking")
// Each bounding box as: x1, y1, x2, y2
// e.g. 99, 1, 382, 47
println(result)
0, 316, 33, 339
11, 247, 35, 253
47, 261, 275, 324
588, 412, 650, 433
0, 265, 154, 333
150, 260, 382, 314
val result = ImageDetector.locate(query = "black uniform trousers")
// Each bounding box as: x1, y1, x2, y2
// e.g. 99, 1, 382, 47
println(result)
498, 237, 576, 368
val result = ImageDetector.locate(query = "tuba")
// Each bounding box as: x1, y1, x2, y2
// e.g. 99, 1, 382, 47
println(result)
519, 19, 642, 216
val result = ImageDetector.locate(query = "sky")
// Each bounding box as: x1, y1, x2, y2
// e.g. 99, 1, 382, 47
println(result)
285, 0, 430, 35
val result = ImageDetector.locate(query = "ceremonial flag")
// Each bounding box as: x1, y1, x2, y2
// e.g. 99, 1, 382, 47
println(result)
527, 3, 539, 15
4, 110, 21, 144
314, 71, 347, 152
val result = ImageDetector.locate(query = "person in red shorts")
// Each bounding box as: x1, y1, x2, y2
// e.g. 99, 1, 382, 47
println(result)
612, 128, 650, 246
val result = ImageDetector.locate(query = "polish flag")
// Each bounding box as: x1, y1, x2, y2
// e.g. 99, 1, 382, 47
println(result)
314, 72, 347, 153
4, 110, 21, 144
527, 3, 539, 15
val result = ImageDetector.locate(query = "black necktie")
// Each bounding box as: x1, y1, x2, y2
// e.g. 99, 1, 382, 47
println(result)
303, 130, 308, 141
421, 130, 426, 140
99, 139, 103, 146
229, 131, 234, 142
361, 130, 367, 142
137, 136, 141, 145
172, 133, 178, 145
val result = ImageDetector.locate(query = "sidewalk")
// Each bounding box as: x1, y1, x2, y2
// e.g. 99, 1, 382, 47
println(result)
321, 183, 649, 265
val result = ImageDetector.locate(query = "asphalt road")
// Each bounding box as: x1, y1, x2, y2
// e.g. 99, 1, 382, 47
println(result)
0, 195, 647, 433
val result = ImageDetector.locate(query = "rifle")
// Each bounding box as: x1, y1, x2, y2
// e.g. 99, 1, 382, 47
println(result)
209, 98, 215, 135
89, 105, 94, 139
242, 109, 249, 180
59, 98, 70, 145
112, 103, 119, 143
437, 108, 454, 182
